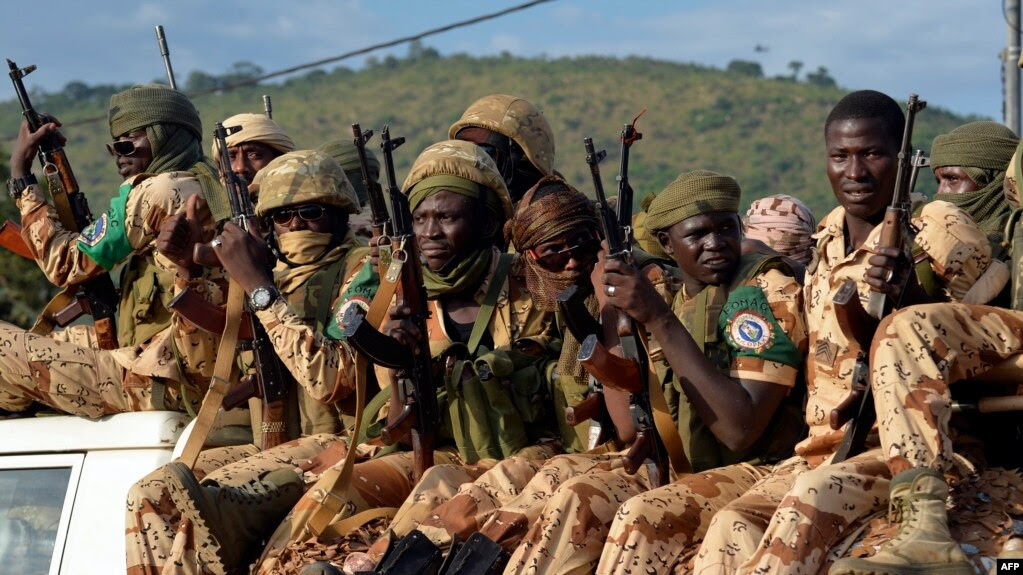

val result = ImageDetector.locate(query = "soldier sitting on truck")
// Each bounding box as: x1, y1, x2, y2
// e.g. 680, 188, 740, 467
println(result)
0, 84, 227, 419
125, 149, 370, 575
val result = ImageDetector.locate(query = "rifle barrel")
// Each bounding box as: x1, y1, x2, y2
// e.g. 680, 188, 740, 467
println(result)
155, 25, 177, 90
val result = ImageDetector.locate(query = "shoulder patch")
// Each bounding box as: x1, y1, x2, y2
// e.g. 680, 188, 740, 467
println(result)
79, 214, 108, 247
727, 310, 774, 353
334, 296, 371, 334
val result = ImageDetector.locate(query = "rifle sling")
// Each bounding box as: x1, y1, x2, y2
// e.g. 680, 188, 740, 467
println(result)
639, 332, 692, 475
43, 168, 77, 231
177, 278, 245, 469
467, 253, 514, 354
306, 264, 401, 538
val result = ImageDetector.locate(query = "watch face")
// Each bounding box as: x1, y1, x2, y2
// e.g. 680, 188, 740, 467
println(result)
252, 288, 272, 309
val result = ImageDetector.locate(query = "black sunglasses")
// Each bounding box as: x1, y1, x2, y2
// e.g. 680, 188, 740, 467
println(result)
270, 205, 328, 225
529, 236, 600, 269
105, 139, 140, 157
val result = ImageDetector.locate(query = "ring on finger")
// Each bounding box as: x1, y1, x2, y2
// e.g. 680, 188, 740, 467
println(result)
211, 238, 223, 248
884, 269, 894, 282
606, 285, 616, 297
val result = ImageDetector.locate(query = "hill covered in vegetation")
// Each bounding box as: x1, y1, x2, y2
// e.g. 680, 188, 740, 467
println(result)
0, 49, 980, 325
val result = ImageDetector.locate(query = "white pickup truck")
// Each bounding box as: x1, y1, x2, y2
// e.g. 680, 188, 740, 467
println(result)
0, 411, 192, 575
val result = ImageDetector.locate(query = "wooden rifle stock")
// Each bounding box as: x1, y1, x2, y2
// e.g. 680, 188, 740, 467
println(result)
168, 287, 255, 340
565, 392, 603, 427
578, 334, 643, 393
0, 220, 34, 259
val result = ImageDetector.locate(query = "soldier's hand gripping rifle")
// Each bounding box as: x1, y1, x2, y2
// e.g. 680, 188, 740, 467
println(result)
342, 126, 438, 481
196, 122, 290, 449
6, 59, 119, 349
575, 115, 678, 487
830, 95, 927, 463
351, 123, 392, 274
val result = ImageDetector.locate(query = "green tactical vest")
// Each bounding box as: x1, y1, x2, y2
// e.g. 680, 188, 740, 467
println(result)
432, 253, 561, 464
278, 246, 368, 437
117, 254, 175, 348
667, 252, 807, 472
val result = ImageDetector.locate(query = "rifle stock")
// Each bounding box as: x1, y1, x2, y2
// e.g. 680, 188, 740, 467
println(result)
0, 220, 34, 259
168, 287, 255, 341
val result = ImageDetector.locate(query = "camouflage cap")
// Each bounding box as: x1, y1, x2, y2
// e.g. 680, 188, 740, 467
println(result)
210, 113, 297, 160
109, 83, 202, 139
253, 150, 361, 217
403, 140, 513, 221
448, 94, 555, 176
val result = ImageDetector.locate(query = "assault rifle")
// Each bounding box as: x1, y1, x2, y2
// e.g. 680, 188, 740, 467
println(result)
172, 122, 290, 450
351, 123, 392, 273
6, 59, 119, 350
342, 126, 438, 481
830, 94, 927, 463
576, 116, 674, 487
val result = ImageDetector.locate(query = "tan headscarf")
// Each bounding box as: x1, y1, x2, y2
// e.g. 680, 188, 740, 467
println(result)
210, 113, 297, 159
743, 194, 816, 265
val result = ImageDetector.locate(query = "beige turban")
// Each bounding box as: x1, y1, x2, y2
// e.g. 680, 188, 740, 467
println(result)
743, 194, 816, 264
210, 113, 297, 159
644, 170, 741, 233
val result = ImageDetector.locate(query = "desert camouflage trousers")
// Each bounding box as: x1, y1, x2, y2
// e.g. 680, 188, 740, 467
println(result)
594, 463, 771, 575
126, 434, 462, 575
872, 302, 1023, 475
388, 451, 653, 575
693, 449, 890, 575
0, 321, 189, 416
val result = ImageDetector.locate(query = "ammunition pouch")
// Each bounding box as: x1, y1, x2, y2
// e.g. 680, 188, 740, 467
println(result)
438, 337, 557, 464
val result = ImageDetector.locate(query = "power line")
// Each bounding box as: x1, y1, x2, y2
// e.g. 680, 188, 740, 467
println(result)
53, 0, 555, 131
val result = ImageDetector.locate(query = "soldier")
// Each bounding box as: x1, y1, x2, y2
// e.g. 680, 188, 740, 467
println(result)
336, 175, 604, 566
825, 126, 1022, 575
126, 149, 369, 575
449, 93, 555, 202
693, 90, 1005, 575
484, 169, 809, 575
0, 84, 224, 418
211, 112, 296, 187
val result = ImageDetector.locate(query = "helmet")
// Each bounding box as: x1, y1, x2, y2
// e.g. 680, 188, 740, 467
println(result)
253, 150, 360, 217
448, 94, 555, 177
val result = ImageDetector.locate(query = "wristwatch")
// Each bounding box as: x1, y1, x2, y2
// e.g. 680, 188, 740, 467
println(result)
7, 173, 37, 199
249, 285, 281, 312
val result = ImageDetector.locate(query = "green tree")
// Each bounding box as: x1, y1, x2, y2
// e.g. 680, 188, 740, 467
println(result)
726, 59, 764, 78
806, 66, 837, 88
788, 60, 803, 80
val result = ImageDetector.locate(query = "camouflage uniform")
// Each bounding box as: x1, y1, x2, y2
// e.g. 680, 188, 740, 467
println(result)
125, 150, 370, 575
0, 171, 223, 417
693, 201, 1000, 575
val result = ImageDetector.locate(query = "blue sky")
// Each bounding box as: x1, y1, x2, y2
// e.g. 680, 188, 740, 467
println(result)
0, 0, 1013, 121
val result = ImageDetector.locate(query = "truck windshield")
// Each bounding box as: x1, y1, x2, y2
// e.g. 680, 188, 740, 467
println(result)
0, 467, 73, 575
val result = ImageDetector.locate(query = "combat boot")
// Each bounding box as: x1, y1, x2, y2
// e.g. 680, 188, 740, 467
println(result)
164, 461, 303, 575
829, 467, 972, 575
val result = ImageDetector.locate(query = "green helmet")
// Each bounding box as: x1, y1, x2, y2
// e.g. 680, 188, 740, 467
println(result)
448, 94, 555, 177
253, 150, 361, 217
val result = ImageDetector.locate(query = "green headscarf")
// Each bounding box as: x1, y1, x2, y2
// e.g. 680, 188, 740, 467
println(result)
931, 121, 1018, 256
108, 84, 226, 221
645, 170, 742, 233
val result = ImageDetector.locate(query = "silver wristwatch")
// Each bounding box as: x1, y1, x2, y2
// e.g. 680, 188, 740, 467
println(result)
249, 285, 280, 311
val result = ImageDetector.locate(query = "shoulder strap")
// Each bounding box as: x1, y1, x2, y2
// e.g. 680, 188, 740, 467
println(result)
466, 253, 514, 354
313, 257, 349, 335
